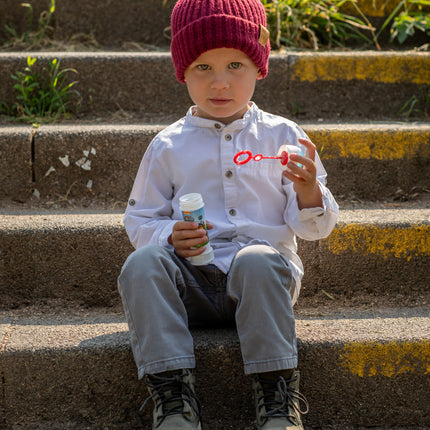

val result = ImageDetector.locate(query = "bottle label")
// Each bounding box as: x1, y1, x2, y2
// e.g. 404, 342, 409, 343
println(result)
182, 207, 209, 248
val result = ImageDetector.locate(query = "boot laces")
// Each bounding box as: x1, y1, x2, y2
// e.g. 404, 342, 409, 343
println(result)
140, 372, 202, 426
259, 374, 309, 423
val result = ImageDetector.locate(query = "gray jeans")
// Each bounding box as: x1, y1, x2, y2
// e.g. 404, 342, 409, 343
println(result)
118, 244, 298, 378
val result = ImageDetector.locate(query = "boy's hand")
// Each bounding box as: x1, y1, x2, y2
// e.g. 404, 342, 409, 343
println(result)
168, 221, 213, 259
282, 138, 323, 210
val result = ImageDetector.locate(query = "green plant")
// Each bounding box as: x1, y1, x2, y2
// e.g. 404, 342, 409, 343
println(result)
261, 0, 376, 50
377, 0, 430, 44
3, 0, 56, 50
0, 55, 79, 122
398, 85, 429, 118
290, 101, 302, 115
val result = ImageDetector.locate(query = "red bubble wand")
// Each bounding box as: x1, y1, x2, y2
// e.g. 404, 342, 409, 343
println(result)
233, 145, 303, 170
233, 149, 289, 166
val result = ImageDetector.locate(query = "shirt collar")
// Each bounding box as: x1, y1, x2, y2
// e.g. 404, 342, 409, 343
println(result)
185, 102, 258, 132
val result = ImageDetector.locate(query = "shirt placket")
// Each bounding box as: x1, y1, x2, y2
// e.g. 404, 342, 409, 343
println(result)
218, 124, 240, 225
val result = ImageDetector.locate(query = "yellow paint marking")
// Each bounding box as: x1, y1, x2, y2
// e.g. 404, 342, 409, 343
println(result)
289, 53, 430, 84
324, 225, 429, 260
304, 129, 430, 160
340, 340, 430, 377
340, 0, 409, 18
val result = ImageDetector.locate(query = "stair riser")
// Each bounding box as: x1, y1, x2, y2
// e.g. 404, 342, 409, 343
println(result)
1, 53, 429, 121
1, 223, 428, 308
0, 0, 175, 48
2, 126, 429, 203
0, 225, 131, 308
315, 224, 430, 301
3, 337, 429, 429
1, 0, 427, 47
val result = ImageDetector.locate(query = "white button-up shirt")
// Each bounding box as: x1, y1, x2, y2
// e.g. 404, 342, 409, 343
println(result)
124, 103, 339, 303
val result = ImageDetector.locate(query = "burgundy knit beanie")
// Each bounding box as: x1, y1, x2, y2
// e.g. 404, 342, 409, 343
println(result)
171, 0, 271, 83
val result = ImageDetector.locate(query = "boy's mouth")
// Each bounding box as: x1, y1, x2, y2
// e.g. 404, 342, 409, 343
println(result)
210, 98, 231, 106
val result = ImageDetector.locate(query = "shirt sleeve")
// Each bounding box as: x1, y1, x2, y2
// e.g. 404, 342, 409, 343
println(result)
284, 180, 339, 240
282, 136, 339, 240
122, 139, 176, 250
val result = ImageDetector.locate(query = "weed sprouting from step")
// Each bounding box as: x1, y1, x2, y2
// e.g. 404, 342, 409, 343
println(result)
290, 101, 302, 116
3, 0, 56, 50
377, 0, 430, 45
2, 0, 100, 51
261, 0, 376, 50
0, 55, 80, 123
398, 85, 430, 119
261, 0, 429, 50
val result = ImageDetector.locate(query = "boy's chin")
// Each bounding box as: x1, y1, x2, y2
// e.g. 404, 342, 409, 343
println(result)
195, 104, 250, 124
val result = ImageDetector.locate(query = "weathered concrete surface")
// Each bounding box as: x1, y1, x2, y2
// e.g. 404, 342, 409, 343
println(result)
55, 0, 176, 49
0, 126, 33, 202
0, 0, 51, 44
311, 209, 430, 301
0, 211, 132, 308
306, 123, 430, 200
0, 123, 428, 202
0, 209, 428, 308
1, 0, 427, 47
1, 308, 429, 429
0, 52, 429, 121
32, 124, 162, 201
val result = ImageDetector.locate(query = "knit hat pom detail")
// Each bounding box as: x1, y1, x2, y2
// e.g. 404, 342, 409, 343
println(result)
171, 0, 271, 83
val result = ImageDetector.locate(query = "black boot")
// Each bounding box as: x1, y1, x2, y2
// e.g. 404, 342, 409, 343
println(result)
141, 369, 202, 429
252, 369, 309, 429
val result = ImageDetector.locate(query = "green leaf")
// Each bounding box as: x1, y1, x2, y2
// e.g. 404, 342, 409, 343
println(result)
27, 56, 37, 67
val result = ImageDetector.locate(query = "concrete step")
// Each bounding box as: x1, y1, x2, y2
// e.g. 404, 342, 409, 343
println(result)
1, 122, 429, 204
0, 206, 428, 309
1, 306, 429, 429
1, 0, 427, 48
0, 51, 429, 121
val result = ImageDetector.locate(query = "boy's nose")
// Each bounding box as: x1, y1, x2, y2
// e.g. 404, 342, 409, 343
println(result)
210, 74, 229, 90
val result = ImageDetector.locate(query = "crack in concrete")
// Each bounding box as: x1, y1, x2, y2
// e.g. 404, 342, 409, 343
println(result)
30, 128, 37, 184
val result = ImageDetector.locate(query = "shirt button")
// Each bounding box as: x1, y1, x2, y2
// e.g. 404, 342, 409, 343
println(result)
225, 170, 233, 178
225, 134, 232, 141
129, 199, 136, 206
229, 209, 237, 216
214, 123, 222, 130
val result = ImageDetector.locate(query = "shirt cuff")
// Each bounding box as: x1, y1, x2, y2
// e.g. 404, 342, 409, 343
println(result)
157, 220, 177, 248
297, 183, 339, 237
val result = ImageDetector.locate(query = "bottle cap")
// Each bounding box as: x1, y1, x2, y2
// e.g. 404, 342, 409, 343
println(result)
179, 193, 204, 211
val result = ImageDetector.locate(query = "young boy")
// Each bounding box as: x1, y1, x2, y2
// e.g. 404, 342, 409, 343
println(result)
118, 0, 339, 429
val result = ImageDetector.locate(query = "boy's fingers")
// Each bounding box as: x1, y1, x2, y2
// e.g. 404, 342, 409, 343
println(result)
173, 221, 199, 232
172, 224, 206, 245
289, 154, 314, 170
176, 245, 208, 258
283, 166, 312, 184
176, 235, 208, 250
174, 227, 206, 241
298, 138, 316, 161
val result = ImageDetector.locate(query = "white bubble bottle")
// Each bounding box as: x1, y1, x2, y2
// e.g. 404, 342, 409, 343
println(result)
276, 145, 304, 171
179, 193, 214, 266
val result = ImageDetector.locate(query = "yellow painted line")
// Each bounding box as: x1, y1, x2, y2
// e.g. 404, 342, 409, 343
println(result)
339, 340, 430, 377
323, 224, 430, 260
340, 0, 408, 18
288, 52, 430, 84
305, 126, 430, 160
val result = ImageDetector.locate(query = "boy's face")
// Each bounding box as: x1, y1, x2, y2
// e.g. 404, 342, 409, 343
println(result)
184, 48, 263, 124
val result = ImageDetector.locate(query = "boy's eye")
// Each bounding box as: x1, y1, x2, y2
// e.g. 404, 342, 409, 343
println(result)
229, 62, 242, 69
197, 64, 210, 71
